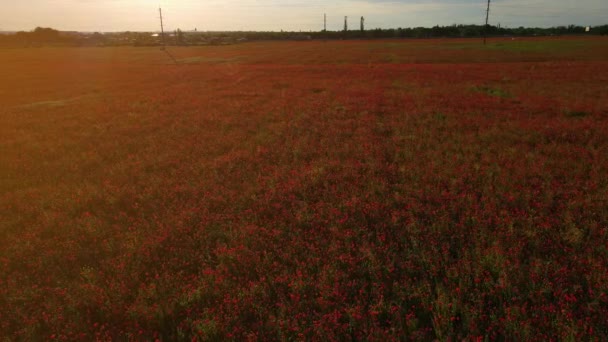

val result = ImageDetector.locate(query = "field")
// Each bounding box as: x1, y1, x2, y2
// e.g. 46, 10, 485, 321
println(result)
1, 37, 608, 340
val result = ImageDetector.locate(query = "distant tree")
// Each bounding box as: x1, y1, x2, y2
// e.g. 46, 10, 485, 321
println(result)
176, 29, 184, 45
31, 27, 61, 43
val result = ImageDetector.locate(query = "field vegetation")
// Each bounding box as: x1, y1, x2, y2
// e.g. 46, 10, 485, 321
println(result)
1, 37, 608, 340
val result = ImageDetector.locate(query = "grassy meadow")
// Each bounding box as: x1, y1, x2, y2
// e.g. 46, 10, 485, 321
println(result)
1, 37, 608, 340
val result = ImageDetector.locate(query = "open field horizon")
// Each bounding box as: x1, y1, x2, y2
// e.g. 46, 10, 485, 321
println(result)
1, 37, 608, 340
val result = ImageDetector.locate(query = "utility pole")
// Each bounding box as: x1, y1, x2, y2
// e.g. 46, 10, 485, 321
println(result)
324, 13, 327, 31
159, 7, 166, 48
361, 16, 365, 32
484, 0, 491, 45
344, 16, 348, 32
158, 7, 178, 64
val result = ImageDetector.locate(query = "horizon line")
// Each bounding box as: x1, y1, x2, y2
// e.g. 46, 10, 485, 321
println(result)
2, 22, 606, 34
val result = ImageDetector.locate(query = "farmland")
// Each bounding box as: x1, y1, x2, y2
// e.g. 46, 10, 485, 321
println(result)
1, 37, 608, 340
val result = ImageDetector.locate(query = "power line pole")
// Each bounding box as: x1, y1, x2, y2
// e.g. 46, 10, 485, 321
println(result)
324, 13, 327, 31
159, 7, 166, 48
484, 0, 491, 45
158, 7, 178, 64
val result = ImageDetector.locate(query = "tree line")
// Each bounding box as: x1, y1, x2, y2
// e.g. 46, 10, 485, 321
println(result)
317, 24, 608, 39
1, 25, 607, 47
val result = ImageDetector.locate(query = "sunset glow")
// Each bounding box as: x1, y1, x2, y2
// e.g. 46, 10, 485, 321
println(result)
2, 0, 607, 32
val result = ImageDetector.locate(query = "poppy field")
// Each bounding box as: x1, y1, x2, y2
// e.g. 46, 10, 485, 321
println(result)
1, 37, 608, 340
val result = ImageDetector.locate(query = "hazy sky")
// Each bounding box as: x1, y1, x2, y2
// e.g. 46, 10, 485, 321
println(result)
1, 0, 606, 32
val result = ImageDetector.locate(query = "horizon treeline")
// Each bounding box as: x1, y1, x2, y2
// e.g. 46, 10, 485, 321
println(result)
1, 24, 607, 47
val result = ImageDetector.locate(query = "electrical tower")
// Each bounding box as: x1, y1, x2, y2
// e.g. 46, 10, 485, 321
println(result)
361, 16, 365, 32
324, 13, 327, 31
344, 16, 348, 32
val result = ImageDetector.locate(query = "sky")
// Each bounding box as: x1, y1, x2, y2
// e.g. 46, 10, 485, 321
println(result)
1, 0, 607, 32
